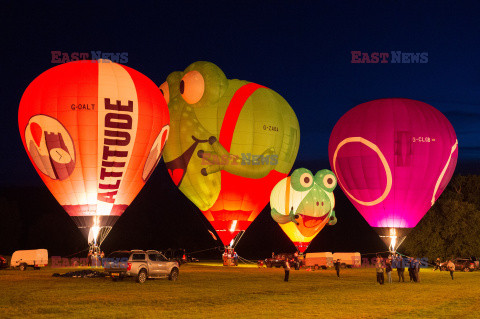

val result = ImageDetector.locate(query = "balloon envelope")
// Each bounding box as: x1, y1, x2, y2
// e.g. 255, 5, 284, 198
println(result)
270, 168, 338, 253
328, 98, 457, 250
162, 62, 300, 246
18, 60, 170, 248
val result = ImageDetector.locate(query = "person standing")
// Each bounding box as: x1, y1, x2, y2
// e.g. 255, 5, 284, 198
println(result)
414, 258, 421, 282
447, 260, 455, 280
334, 259, 341, 278
396, 255, 405, 282
386, 258, 393, 283
284, 258, 290, 282
434, 258, 441, 271
87, 250, 92, 267
408, 257, 415, 282
99, 251, 105, 267
233, 251, 239, 266
376, 256, 384, 285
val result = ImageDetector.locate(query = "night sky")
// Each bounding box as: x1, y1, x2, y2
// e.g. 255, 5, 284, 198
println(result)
1, 1, 479, 257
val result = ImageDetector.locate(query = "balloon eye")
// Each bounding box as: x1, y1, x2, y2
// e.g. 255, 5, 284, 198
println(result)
300, 173, 313, 188
291, 168, 314, 191
323, 174, 336, 189
180, 71, 204, 104
159, 82, 169, 104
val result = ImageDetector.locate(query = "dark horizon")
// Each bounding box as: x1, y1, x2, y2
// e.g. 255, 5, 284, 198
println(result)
1, 158, 477, 259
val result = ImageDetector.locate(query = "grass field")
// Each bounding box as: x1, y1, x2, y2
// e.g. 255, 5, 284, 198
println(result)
1, 262, 479, 318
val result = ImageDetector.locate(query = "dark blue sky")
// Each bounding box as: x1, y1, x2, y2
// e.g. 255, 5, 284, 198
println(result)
1, 1, 479, 186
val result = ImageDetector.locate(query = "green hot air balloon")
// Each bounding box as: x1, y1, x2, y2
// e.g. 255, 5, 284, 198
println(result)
161, 61, 300, 246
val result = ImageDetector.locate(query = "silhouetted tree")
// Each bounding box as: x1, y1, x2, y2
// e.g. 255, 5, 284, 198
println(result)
403, 175, 480, 261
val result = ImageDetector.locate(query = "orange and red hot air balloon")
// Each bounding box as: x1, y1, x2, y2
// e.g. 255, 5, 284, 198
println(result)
18, 60, 170, 250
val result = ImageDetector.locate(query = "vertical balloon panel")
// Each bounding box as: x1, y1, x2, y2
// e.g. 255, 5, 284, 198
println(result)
204, 86, 298, 245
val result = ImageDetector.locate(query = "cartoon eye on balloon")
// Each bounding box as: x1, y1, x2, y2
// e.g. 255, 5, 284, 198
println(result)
328, 98, 458, 252
19, 60, 170, 250
180, 71, 205, 104
315, 169, 337, 192
291, 168, 314, 191
159, 82, 170, 104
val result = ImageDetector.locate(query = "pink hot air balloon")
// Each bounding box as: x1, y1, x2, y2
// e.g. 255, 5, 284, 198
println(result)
328, 98, 458, 251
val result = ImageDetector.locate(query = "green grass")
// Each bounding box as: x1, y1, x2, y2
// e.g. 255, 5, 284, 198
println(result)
1, 263, 480, 318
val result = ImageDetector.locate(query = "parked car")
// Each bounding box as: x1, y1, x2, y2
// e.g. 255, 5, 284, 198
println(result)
453, 258, 478, 272
264, 253, 301, 270
440, 257, 479, 272
11, 249, 48, 270
0, 256, 8, 269
104, 250, 179, 283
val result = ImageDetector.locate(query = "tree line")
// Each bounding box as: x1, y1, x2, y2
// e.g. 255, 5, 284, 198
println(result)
403, 175, 480, 261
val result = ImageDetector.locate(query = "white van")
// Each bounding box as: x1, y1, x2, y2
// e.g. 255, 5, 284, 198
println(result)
11, 249, 49, 270
305, 252, 333, 269
332, 252, 361, 268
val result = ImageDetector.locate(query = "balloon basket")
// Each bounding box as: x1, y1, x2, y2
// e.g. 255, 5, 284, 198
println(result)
222, 247, 238, 266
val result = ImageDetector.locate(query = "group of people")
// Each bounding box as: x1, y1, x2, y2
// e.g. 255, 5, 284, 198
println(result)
280, 251, 459, 283
375, 254, 423, 284
222, 248, 238, 266
87, 250, 105, 267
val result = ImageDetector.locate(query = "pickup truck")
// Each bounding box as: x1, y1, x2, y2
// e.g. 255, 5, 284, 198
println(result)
104, 250, 179, 283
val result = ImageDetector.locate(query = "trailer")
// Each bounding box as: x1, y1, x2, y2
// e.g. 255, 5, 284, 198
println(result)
11, 249, 48, 270
305, 252, 333, 269
332, 252, 361, 268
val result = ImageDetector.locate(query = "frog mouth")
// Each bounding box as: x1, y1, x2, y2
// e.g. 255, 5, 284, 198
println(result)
299, 214, 328, 229
296, 213, 329, 238
165, 136, 209, 186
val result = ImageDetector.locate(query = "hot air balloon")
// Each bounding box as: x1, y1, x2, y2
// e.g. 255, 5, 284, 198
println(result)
270, 168, 338, 253
328, 98, 458, 252
18, 60, 170, 251
161, 61, 300, 247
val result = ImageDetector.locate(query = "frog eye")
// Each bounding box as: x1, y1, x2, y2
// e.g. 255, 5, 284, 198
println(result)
315, 169, 337, 192
159, 81, 170, 104
180, 71, 204, 104
300, 173, 313, 188
290, 168, 314, 192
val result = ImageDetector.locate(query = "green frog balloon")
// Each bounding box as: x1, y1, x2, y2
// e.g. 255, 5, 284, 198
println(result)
270, 168, 337, 252
160, 61, 300, 246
